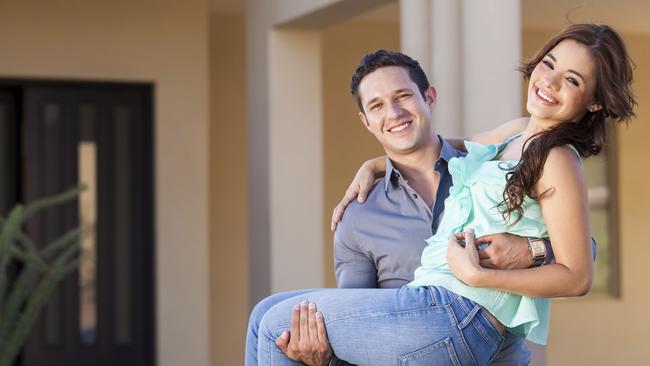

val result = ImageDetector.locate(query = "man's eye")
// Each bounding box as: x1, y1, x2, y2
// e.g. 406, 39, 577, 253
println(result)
542, 60, 554, 69
397, 93, 410, 99
369, 103, 381, 111
566, 77, 579, 87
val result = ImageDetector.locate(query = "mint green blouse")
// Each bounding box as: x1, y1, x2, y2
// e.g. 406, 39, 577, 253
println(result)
408, 136, 557, 345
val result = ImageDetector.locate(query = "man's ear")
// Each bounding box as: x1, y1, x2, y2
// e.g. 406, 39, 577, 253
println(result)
359, 111, 371, 131
425, 86, 437, 106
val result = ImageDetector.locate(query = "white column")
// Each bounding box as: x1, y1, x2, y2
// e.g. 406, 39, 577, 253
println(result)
431, 0, 462, 137
399, 0, 432, 75
462, 0, 521, 134
400, 0, 463, 137
269, 29, 324, 293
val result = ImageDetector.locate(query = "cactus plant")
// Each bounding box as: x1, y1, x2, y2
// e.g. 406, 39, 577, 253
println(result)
0, 186, 83, 366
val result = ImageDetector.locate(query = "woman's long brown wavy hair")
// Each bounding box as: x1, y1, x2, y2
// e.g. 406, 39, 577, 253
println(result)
500, 24, 637, 223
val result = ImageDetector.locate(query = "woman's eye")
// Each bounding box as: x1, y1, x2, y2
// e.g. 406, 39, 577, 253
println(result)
542, 60, 554, 69
566, 77, 579, 87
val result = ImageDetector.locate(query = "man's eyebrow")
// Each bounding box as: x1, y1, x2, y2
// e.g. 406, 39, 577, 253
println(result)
365, 96, 381, 108
546, 52, 586, 82
394, 88, 412, 94
365, 88, 415, 108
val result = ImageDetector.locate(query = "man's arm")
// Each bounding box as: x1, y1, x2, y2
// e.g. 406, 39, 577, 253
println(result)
334, 221, 378, 288
474, 234, 598, 269
542, 237, 597, 265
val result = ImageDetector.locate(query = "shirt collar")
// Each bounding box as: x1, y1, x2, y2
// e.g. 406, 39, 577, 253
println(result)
383, 135, 464, 191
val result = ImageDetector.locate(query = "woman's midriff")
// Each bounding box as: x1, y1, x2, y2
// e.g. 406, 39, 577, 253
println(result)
483, 307, 506, 335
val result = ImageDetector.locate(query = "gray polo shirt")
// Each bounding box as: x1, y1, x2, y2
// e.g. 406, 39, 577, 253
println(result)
334, 136, 463, 288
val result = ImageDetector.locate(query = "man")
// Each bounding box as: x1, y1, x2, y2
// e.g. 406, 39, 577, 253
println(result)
246, 50, 595, 365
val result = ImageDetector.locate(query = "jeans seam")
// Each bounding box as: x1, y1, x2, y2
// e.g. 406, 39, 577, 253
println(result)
321, 304, 453, 327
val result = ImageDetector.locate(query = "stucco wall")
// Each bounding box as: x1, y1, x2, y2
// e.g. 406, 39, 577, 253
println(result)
209, 13, 249, 366
0, 1, 211, 365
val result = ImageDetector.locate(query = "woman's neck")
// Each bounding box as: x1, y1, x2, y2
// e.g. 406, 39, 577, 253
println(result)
521, 116, 561, 140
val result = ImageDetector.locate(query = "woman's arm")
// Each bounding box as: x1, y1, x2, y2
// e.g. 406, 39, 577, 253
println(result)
450, 146, 593, 297
446, 117, 530, 150
330, 157, 385, 231
331, 118, 530, 231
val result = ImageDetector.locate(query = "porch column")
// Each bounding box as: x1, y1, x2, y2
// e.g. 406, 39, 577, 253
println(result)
462, 0, 522, 133
399, 0, 521, 136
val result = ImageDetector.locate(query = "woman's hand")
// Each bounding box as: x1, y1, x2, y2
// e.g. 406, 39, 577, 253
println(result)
330, 157, 386, 231
447, 229, 484, 286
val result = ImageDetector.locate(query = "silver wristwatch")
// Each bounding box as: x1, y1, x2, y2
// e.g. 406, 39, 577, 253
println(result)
528, 238, 547, 267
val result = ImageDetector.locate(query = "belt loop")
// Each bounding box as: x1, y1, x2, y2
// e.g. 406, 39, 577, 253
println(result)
458, 304, 481, 330
427, 286, 437, 306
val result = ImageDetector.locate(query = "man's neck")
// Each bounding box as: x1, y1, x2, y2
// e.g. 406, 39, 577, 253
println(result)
387, 135, 442, 207
388, 135, 441, 178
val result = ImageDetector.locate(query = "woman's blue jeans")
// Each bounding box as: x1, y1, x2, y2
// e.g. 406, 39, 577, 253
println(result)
250, 286, 504, 366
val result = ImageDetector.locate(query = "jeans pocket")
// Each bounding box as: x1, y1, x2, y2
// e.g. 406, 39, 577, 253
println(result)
398, 337, 462, 366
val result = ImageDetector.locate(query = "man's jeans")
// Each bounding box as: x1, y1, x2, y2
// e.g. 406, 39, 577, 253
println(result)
246, 286, 528, 366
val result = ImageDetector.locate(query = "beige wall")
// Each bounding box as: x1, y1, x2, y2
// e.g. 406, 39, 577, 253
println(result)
209, 14, 248, 366
322, 19, 400, 286
523, 29, 650, 365
0, 1, 211, 365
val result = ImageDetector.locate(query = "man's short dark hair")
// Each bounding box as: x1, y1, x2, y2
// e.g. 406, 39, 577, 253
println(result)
350, 50, 430, 113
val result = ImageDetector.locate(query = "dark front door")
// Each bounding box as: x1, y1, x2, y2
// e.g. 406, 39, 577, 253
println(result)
0, 80, 155, 366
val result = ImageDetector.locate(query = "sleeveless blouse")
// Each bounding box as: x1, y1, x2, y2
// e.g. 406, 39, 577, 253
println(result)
408, 134, 577, 345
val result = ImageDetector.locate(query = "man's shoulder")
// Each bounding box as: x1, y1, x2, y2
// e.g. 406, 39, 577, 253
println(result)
336, 178, 388, 234
341, 178, 387, 217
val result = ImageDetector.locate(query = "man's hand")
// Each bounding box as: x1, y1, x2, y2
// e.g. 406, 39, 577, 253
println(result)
475, 233, 532, 269
275, 301, 333, 366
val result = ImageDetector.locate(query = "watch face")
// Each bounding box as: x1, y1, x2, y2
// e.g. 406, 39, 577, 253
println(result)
530, 240, 546, 258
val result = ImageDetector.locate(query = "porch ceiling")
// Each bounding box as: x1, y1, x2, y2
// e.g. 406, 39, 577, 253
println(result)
209, 0, 650, 34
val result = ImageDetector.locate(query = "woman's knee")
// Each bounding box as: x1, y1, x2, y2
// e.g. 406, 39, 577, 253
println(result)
249, 289, 315, 334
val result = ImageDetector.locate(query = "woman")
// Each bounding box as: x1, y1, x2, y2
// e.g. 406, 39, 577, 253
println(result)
251, 23, 636, 365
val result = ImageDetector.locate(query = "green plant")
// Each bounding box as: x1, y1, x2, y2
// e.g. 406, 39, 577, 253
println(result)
0, 186, 84, 366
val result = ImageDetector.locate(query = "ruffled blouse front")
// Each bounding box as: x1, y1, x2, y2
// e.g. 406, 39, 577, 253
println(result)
408, 139, 550, 345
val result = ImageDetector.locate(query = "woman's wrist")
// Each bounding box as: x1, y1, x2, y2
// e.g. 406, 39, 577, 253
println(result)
467, 267, 489, 287
363, 156, 386, 179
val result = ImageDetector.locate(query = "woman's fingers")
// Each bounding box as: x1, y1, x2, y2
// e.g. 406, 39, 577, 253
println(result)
464, 228, 476, 251
330, 183, 358, 231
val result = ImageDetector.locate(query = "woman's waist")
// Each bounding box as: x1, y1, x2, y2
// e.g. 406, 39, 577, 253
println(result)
482, 307, 506, 335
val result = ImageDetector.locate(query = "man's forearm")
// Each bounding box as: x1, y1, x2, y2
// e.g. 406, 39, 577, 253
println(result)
541, 237, 597, 265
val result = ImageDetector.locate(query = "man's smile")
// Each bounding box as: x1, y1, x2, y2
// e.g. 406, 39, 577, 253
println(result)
387, 120, 412, 133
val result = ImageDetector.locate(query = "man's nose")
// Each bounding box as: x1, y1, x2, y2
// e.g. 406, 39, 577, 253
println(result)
385, 101, 403, 119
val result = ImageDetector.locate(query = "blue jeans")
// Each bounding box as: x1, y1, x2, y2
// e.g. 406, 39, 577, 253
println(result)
245, 289, 319, 366
250, 286, 505, 366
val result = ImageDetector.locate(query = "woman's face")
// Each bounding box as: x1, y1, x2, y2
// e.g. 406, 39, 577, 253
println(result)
526, 39, 601, 124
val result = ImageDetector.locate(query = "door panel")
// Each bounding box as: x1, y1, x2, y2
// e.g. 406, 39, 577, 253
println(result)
0, 81, 154, 366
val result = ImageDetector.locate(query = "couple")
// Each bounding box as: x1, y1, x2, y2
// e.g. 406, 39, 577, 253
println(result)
246, 23, 635, 365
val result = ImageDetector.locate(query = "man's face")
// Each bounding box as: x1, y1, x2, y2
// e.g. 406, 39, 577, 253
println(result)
357, 66, 436, 156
